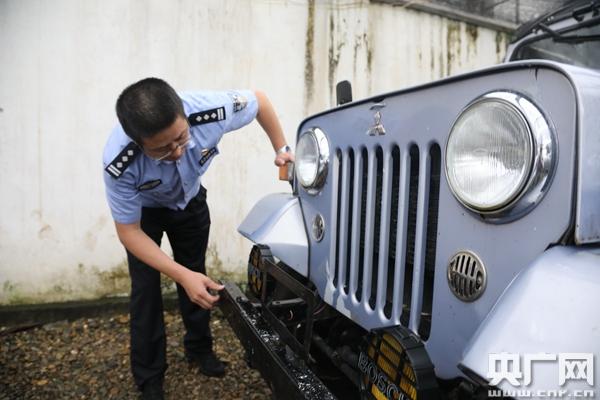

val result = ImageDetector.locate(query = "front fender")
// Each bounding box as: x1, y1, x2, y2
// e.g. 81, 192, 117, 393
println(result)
460, 246, 600, 396
238, 193, 309, 276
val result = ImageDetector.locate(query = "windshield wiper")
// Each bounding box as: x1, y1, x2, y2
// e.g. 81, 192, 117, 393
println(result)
538, 21, 600, 43
516, 0, 600, 41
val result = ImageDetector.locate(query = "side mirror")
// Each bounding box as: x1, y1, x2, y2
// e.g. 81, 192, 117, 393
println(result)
336, 80, 353, 106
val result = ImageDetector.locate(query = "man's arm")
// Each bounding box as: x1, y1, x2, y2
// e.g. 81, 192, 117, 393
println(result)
115, 221, 222, 309
254, 90, 294, 166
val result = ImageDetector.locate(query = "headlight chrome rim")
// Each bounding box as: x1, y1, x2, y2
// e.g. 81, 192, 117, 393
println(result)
296, 127, 330, 195
445, 91, 557, 222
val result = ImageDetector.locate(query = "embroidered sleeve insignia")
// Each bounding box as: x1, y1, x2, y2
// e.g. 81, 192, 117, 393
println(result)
199, 147, 218, 166
232, 94, 248, 112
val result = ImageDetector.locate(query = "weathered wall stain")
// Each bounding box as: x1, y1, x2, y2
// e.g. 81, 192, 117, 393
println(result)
84, 216, 108, 252
352, 31, 372, 80
84, 231, 96, 252
353, 31, 361, 76
496, 31, 509, 62
206, 243, 224, 273
430, 26, 436, 80
366, 38, 373, 73
2, 280, 29, 305
466, 23, 479, 43
304, 0, 315, 115
365, 36, 373, 96
466, 23, 479, 60
38, 223, 53, 240
365, 6, 374, 95
1, 240, 250, 305
438, 18, 446, 79
496, 30, 504, 54
328, 13, 345, 103
95, 262, 131, 296
1, 262, 131, 305
31, 209, 55, 241
446, 20, 461, 76
205, 244, 245, 282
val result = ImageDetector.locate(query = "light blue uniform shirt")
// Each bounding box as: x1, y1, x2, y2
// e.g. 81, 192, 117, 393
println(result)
103, 90, 258, 224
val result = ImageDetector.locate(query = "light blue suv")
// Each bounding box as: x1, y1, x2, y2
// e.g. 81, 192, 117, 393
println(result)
221, 1, 600, 399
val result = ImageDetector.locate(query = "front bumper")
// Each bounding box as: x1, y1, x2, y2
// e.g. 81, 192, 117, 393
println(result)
219, 282, 336, 400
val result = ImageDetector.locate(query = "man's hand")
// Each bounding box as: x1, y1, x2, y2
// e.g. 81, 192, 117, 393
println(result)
275, 150, 294, 167
181, 270, 224, 309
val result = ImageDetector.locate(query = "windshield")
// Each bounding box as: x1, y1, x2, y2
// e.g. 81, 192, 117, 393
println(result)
511, 20, 600, 69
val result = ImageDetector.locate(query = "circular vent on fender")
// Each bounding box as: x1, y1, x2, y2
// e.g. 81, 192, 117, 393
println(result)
447, 251, 487, 302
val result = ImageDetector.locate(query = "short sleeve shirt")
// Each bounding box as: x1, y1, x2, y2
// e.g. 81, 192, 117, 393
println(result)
102, 90, 258, 224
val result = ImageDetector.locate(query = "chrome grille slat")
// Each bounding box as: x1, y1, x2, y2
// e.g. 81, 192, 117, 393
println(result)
399, 146, 420, 326
361, 150, 377, 303
348, 151, 364, 300
344, 149, 355, 293
357, 149, 369, 301
408, 149, 432, 332
384, 147, 401, 319
391, 149, 411, 323
329, 151, 341, 286
376, 149, 393, 312
418, 144, 441, 339
369, 147, 384, 310
337, 150, 351, 294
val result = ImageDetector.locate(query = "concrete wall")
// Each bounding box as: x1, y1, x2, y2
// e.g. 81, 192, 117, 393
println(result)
0, 0, 509, 305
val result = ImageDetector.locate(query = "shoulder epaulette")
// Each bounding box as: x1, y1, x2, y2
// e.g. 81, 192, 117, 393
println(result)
188, 107, 226, 127
105, 142, 140, 179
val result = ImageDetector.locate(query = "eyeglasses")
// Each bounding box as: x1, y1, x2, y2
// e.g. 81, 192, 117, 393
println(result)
142, 128, 191, 161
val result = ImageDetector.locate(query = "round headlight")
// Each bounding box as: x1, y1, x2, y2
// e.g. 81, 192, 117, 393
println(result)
446, 91, 555, 219
296, 128, 330, 194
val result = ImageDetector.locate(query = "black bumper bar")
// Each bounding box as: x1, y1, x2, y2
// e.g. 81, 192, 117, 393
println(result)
220, 282, 336, 400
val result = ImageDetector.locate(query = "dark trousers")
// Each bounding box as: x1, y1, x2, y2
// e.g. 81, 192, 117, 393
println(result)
126, 187, 212, 389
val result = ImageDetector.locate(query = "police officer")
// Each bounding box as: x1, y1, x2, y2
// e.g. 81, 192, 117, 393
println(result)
102, 78, 293, 399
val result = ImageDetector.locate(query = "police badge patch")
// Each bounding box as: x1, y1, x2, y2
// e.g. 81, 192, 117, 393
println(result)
232, 93, 247, 112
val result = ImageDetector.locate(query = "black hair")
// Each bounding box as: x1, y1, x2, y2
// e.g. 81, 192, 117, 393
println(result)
115, 77, 185, 143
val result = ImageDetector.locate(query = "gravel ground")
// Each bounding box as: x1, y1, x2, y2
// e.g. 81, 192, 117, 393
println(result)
0, 308, 272, 400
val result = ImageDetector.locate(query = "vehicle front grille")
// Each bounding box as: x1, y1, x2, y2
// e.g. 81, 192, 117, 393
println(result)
330, 143, 441, 338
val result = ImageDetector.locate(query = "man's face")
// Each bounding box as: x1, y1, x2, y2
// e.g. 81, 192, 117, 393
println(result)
140, 115, 190, 161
